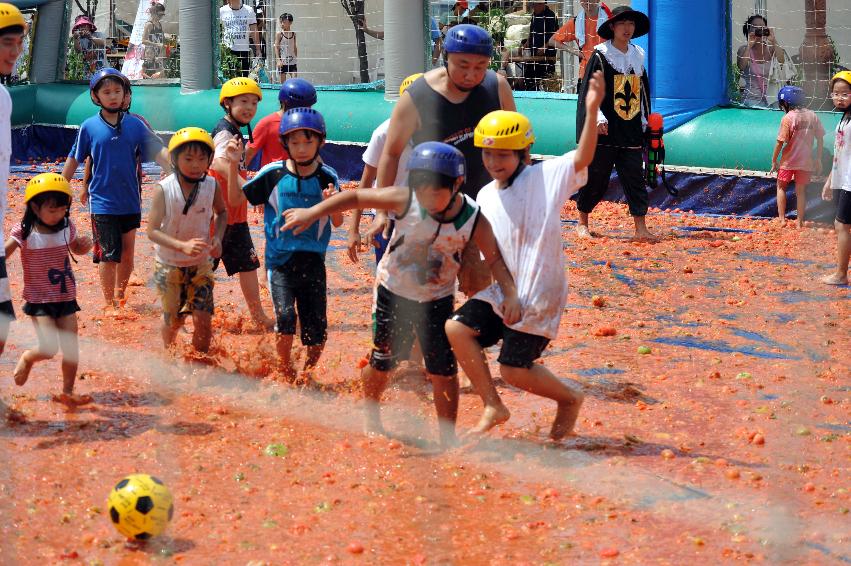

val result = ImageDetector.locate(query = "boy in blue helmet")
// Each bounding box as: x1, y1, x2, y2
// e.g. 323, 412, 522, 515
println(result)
235, 107, 343, 382
282, 141, 519, 447
61, 68, 170, 311
770, 85, 824, 227
246, 77, 317, 168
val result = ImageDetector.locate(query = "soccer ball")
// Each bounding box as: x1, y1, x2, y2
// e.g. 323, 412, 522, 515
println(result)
107, 474, 174, 540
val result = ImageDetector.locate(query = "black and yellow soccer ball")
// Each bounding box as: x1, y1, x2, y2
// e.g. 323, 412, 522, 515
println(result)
107, 474, 174, 541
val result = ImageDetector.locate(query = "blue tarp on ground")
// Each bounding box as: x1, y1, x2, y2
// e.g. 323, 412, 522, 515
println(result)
11, 124, 836, 223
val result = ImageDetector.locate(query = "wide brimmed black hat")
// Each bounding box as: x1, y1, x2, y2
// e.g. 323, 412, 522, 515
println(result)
598, 6, 650, 40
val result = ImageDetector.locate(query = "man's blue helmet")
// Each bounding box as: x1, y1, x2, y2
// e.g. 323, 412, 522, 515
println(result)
407, 142, 466, 181
278, 78, 317, 108
444, 24, 492, 57
279, 107, 326, 137
778, 85, 806, 107
89, 68, 131, 93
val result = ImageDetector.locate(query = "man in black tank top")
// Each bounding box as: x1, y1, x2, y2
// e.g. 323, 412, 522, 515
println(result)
372, 25, 515, 295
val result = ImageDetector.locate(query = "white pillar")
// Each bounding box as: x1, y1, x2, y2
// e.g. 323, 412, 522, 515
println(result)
384, 0, 426, 100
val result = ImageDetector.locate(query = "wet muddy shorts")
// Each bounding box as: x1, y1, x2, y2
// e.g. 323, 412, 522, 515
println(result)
153, 260, 215, 325
91, 213, 141, 263
369, 284, 456, 377
268, 251, 327, 345
835, 189, 851, 225
451, 299, 550, 369
215, 222, 261, 276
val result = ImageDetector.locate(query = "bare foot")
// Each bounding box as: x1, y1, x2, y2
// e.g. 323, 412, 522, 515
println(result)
632, 229, 658, 242
550, 398, 584, 440
252, 315, 276, 332
821, 273, 849, 286
466, 403, 511, 436
363, 402, 388, 437
13, 355, 33, 386
575, 225, 594, 239
51, 393, 93, 407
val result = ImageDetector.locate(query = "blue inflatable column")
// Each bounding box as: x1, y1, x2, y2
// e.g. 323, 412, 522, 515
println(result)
631, 0, 728, 130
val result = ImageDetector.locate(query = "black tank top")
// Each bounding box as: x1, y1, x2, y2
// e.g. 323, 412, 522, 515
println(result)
407, 70, 501, 198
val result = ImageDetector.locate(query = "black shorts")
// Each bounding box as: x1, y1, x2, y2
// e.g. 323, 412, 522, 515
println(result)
279, 64, 297, 74
227, 48, 252, 75
835, 189, 851, 225
91, 213, 141, 263
268, 251, 327, 345
370, 285, 456, 377
23, 300, 81, 319
216, 222, 261, 276
0, 299, 15, 321
451, 299, 550, 369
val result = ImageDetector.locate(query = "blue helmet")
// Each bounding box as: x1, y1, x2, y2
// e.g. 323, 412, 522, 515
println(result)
89, 68, 131, 93
278, 78, 317, 108
279, 107, 326, 138
444, 24, 492, 57
778, 85, 806, 107
407, 142, 466, 181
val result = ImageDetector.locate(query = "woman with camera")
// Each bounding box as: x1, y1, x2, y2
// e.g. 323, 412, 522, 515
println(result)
737, 14, 786, 107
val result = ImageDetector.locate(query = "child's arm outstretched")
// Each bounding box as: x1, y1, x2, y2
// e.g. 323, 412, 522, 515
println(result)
574, 70, 605, 172
346, 163, 378, 263
147, 184, 210, 257
323, 183, 345, 227
472, 215, 521, 325
281, 186, 410, 235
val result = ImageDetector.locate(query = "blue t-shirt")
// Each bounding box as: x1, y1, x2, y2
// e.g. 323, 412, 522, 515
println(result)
72, 112, 164, 215
243, 161, 339, 270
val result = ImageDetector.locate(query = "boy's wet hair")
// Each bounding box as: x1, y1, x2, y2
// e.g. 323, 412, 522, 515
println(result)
172, 140, 214, 160
95, 75, 129, 94
408, 169, 457, 191
22, 191, 71, 238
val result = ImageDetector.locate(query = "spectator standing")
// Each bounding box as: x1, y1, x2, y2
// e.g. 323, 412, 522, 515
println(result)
72, 15, 107, 79
737, 14, 785, 107
142, 3, 166, 78
549, 0, 610, 90
251, 5, 267, 60
524, 1, 558, 91
220, 0, 261, 76
274, 12, 297, 80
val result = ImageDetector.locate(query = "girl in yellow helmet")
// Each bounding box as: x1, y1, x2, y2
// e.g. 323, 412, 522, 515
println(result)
4, 174, 94, 407
0, 3, 27, 358
821, 71, 851, 285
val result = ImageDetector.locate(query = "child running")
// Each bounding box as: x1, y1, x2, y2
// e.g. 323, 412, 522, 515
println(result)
444, 70, 605, 440
6, 174, 94, 407
821, 71, 851, 285
209, 77, 275, 330
61, 68, 169, 311
245, 77, 316, 168
238, 108, 343, 381
147, 128, 228, 353
282, 142, 520, 446
770, 85, 824, 227
0, 3, 27, 356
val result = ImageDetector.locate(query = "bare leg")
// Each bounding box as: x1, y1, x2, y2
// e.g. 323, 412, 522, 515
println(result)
192, 311, 213, 353
238, 270, 275, 330
160, 317, 180, 349
575, 211, 593, 238
500, 364, 585, 440
632, 216, 656, 240
362, 365, 391, 436
274, 333, 297, 380
56, 314, 82, 396
445, 320, 510, 433
430, 373, 459, 447
303, 343, 324, 371
776, 179, 789, 222
98, 262, 117, 308
114, 230, 137, 306
794, 182, 806, 227
822, 221, 851, 285
14, 316, 59, 386
0, 317, 10, 358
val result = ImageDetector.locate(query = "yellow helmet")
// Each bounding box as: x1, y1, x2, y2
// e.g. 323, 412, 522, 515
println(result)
25, 173, 73, 203
0, 3, 25, 32
168, 127, 215, 154
474, 110, 535, 150
399, 73, 423, 96
219, 77, 262, 104
831, 71, 851, 89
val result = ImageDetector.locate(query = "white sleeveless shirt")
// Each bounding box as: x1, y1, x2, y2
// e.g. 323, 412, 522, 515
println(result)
155, 174, 216, 267
376, 189, 480, 302
279, 31, 296, 65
